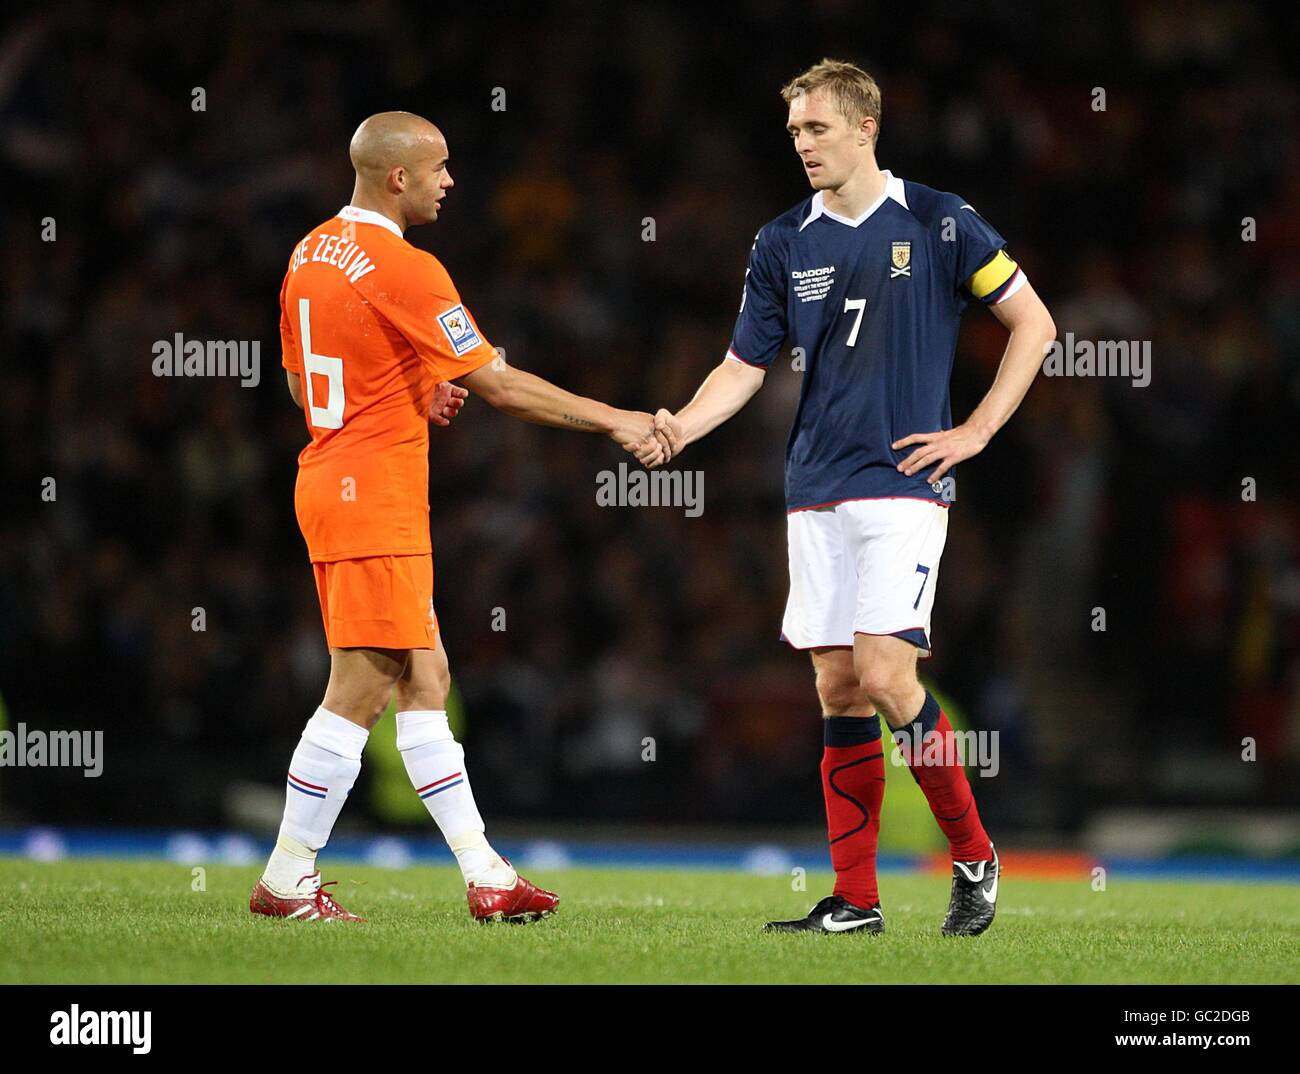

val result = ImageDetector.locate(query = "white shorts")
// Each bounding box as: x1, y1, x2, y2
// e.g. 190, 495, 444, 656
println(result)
781, 498, 949, 654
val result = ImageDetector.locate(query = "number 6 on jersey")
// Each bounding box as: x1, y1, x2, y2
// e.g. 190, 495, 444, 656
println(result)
298, 297, 346, 429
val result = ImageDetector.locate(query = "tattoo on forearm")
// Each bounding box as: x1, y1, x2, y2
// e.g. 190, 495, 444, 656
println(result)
562, 414, 598, 429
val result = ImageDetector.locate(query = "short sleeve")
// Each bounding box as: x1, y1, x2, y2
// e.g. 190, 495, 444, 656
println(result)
380, 254, 500, 381
726, 226, 787, 369
950, 199, 1023, 305
279, 269, 300, 373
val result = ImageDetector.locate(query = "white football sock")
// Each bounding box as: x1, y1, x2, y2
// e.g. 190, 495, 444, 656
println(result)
396, 709, 515, 887
262, 706, 369, 895
262, 834, 318, 896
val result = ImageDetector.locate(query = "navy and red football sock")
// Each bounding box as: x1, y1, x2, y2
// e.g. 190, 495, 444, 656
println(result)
892, 691, 992, 862
820, 715, 886, 909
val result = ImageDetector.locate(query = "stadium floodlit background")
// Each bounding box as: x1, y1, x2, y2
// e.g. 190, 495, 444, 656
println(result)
1, 1, 1297, 877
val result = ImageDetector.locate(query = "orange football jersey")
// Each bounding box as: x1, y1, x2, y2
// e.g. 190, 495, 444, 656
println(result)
279, 205, 498, 562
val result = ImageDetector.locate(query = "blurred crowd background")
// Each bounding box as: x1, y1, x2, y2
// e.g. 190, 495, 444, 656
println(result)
1, 2, 1297, 843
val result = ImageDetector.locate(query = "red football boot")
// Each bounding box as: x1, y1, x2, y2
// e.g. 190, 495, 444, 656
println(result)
466, 862, 559, 923
249, 871, 366, 922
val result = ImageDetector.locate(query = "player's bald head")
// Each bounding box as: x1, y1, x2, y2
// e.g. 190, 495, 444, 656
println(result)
349, 111, 446, 181
347, 111, 454, 229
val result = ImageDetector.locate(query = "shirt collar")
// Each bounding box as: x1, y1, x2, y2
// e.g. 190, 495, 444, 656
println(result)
337, 204, 405, 239
799, 170, 907, 231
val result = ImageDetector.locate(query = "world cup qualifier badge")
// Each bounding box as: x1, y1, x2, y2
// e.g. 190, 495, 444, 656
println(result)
437, 303, 482, 355
890, 241, 911, 278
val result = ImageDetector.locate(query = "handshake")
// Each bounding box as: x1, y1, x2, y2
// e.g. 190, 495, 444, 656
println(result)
613, 409, 685, 469
426, 379, 690, 469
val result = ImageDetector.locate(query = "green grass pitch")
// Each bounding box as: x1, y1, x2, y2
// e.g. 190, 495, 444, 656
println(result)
1, 858, 1296, 984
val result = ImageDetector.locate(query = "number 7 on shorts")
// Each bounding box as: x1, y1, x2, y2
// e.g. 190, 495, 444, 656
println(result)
912, 563, 931, 611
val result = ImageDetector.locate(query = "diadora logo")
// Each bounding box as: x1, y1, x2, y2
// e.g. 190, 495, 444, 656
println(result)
890, 241, 911, 278
791, 265, 835, 303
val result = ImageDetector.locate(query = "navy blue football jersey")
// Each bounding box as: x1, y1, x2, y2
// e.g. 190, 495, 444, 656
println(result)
728, 170, 1024, 511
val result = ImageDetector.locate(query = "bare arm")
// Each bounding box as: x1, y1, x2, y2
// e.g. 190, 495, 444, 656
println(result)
894, 281, 1056, 482
673, 358, 766, 447
967, 282, 1056, 441
286, 369, 302, 408
458, 356, 664, 461
632, 357, 765, 465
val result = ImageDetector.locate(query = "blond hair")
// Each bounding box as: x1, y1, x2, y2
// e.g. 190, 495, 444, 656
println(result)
781, 59, 882, 143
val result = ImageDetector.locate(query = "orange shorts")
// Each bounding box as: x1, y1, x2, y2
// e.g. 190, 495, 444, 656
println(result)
311, 554, 439, 651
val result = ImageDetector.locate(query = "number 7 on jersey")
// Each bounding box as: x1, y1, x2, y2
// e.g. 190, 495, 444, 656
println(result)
843, 297, 866, 347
